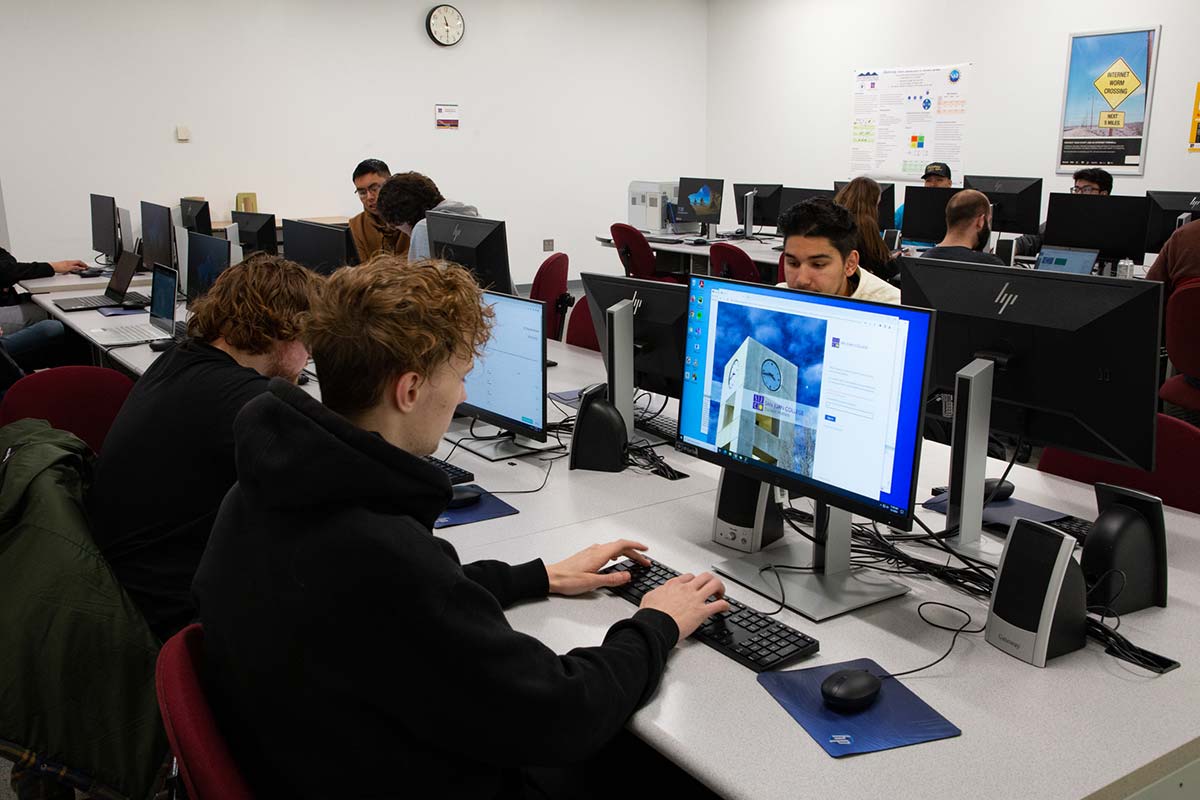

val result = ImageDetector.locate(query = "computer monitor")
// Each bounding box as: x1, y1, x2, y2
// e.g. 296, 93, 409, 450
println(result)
733, 184, 783, 229
426, 212, 515, 295
581, 273, 687, 400
282, 219, 360, 275
450, 291, 549, 460
963, 175, 1043, 235
231, 211, 277, 255
674, 177, 725, 224
900, 256, 1161, 556
141, 201, 175, 271
180, 198, 212, 236
779, 187, 835, 218
1043, 194, 1150, 265
1035, 245, 1098, 275
186, 231, 232, 303
835, 181, 895, 231
90, 193, 120, 260
677, 275, 934, 620
1145, 190, 1200, 253
148, 265, 179, 335
900, 187, 963, 244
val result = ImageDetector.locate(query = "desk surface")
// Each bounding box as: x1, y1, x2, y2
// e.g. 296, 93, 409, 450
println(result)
19, 271, 152, 295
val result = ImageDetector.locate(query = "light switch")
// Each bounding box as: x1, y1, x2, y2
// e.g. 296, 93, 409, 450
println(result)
175, 125, 191, 142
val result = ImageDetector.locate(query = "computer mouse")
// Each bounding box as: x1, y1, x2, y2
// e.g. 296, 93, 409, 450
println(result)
820, 669, 882, 713
984, 478, 1015, 502
297, 373, 310, 386
78, 268, 104, 278
686, 237, 709, 246
447, 485, 483, 509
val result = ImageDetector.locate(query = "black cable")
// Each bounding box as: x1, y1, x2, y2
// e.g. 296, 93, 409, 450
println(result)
489, 458, 556, 495
882, 603, 985, 679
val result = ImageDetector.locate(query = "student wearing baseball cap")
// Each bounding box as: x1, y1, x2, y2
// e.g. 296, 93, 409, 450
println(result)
894, 162, 953, 231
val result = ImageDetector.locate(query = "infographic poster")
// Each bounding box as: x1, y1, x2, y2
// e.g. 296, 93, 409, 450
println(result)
1057, 27, 1160, 175
850, 64, 970, 183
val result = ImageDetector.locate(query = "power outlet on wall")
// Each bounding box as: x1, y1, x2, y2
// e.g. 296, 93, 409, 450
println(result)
543, 239, 554, 252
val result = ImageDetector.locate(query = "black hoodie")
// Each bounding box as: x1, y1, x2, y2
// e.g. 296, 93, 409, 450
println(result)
193, 380, 680, 799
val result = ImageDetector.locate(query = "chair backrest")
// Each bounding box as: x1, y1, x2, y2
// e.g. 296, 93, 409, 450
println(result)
1038, 413, 1200, 514
709, 242, 762, 283
1165, 278, 1200, 377
0, 366, 133, 454
156, 624, 255, 800
529, 252, 572, 340
564, 296, 600, 352
777, 252, 786, 285
609, 223, 658, 280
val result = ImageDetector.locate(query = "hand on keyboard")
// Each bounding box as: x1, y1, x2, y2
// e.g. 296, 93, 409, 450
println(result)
546, 540, 652, 596
641, 571, 730, 641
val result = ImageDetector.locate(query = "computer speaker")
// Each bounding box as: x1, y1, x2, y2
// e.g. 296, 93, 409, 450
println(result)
1081, 483, 1167, 615
568, 385, 627, 473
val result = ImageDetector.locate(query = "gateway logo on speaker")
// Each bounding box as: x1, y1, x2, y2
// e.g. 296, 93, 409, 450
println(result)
998, 633, 1023, 651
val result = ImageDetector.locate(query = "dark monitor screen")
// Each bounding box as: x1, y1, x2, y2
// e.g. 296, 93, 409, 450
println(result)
231, 211, 277, 254
90, 193, 120, 258
835, 181, 896, 232
963, 175, 1043, 235
282, 219, 360, 275
1043, 194, 1149, 264
1145, 191, 1200, 253
675, 177, 725, 224
779, 187, 835, 220
458, 291, 546, 441
733, 184, 783, 228
900, 187, 963, 243
149, 265, 178, 334
180, 199, 212, 236
900, 256, 1161, 470
580, 272, 688, 400
676, 274, 934, 530
426, 212, 515, 295
186, 231, 232, 303
141, 201, 174, 271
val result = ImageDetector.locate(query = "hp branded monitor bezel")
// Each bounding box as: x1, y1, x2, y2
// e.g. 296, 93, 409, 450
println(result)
282, 219, 360, 275
835, 181, 895, 232
180, 198, 212, 236
963, 175, 1043, 235
1144, 190, 1200, 254
426, 212, 515, 295
231, 211, 277, 255
900, 186, 964, 244
674, 177, 725, 224
140, 200, 175, 271
1043, 193, 1150, 264
733, 184, 784, 228
186, 231, 232, 304
90, 193, 120, 259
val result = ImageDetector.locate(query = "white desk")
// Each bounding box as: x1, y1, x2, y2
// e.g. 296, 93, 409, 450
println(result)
597, 233, 785, 269
19, 272, 152, 295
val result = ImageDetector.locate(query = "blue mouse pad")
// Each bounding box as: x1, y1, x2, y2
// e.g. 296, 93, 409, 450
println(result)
433, 485, 519, 529
923, 494, 1067, 525
757, 658, 960, 758
97, 306, 145, 317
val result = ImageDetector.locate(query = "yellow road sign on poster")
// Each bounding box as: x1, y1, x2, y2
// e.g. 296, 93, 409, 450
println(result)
1191, 83, 1200, 153
1099, 111, 1125, 128
1093, 58, 1142, 110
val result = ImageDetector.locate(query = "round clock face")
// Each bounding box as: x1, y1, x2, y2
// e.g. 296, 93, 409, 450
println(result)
728, 357, 740, 383
761, 359, 782, 391
426, 4, 464, 46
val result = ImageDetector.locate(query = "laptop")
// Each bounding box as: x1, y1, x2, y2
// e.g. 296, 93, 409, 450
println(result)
1035, 246, 1099, 276
87, 265, 181, 346
54, 251, 152, 311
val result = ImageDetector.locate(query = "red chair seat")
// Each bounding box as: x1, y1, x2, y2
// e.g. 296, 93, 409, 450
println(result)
709, 242, 762, 283
564, 298, 600, 352
0, 366, 133, 453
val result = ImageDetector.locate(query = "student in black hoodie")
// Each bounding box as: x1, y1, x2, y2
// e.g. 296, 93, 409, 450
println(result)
193, 256, 729, 799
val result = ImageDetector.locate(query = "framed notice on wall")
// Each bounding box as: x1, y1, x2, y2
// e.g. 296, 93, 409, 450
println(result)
1056, 27, 1160, 175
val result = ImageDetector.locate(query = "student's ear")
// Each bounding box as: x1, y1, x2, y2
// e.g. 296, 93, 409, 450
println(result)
393, 372, 422, 413
844, 249, 860, 276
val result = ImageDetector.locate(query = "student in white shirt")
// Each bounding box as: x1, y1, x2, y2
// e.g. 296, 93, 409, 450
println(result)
777, 197, 900, 304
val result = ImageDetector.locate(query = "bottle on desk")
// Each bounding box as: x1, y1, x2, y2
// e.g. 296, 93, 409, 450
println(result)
1116, 258, 1134, 279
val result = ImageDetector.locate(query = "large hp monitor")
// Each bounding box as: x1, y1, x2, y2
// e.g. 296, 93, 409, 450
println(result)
733, 183, 783, 229
90, 193, 121, 260
141, 201, 175, 271
900, 186, 963, 244
835, 181, 895, 231
180, 198, 212, 236
1043, 194, 1149, 265
676, 275, 935, 620
231, 211, 277, 255
674, 177, 725, 224
426, 212, 515, 295
282, 219, 360, 275
447, 291, 548, 460
581, 273, 687, 399
186, 231, 232, 303
900, 256, 1161, 556
1145, 190, 1200, 254
963, 175, 1042, 234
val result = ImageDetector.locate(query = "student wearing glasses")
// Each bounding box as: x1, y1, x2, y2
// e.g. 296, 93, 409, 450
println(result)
348, 159, 409, 261
1016, 167, 1113, 256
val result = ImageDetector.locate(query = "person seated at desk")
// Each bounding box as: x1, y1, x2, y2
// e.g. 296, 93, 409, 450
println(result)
1, 245, 86, 369
348, 158, 409, 261
893, 161, 953, 231
1015, 167, 1113, 256
375, 171, 478, 262
778, 197, 900, 304
920, 189, 1005, 266
88, 254, 323, 642
834, 176, 899, 282
1146, 218, 1200, 298
193, 256, 728, 799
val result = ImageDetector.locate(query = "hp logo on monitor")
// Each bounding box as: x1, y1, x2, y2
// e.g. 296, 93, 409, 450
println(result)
995, 282, 1018, 315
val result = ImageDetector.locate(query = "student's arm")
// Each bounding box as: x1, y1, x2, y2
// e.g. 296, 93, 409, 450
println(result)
460, 558, 549, 608
349, 218, 370, 264
407, 221, 430, 262
0, 247, 54, 288
1146, 237, 1170, 287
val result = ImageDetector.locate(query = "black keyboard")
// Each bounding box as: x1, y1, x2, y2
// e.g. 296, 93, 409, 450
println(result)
634, 414, 677, 441
601, 558, 819, 672
1046, 515, 1093, 545
425, 455, 474, 486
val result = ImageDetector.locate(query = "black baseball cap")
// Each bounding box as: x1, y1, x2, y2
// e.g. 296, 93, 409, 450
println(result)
922, 162, 952, 181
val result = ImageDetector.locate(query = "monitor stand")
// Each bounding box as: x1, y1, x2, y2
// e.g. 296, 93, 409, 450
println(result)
443, 421, 559, 462
711, 471, 909, 622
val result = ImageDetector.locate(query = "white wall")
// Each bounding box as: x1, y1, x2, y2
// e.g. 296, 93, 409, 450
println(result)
0, 0, 707, 283
706, 0, 1200, 227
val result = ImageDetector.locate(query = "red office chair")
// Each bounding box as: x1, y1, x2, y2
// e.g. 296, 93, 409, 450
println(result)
709, 242, 763, 283
0, 366, 133, 454
1038, 413, 1200, 514
564, 297, 600, 352
529, 252, 573, 340
1158, 278, 1200, 413
609, 224, 684, 284
156, 624, 255, 800
777, 253, 786, 285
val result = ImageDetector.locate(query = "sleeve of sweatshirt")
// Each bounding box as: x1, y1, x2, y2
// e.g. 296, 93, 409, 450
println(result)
407, 220, 430, 262
0, 248, 54, 288
1146, 238, 1170, 287
462, 558, 549, 608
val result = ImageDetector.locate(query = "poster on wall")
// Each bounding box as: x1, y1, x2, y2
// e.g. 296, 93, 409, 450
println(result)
1190, 83, 1200, 154
850, 64, 970, 184
1056, 27, 1160, 175
435, 104, 460, 130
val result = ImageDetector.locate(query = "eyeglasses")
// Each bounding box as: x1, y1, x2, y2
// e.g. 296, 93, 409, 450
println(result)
1071, 185, 1102, 195
354, 183, 384, 198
